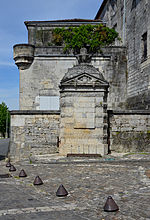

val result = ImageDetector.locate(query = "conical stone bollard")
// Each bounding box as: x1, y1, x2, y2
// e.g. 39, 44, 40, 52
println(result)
56, 184, 68, 197
6, 161, 11, 167
33, 176, 43, 185
9, 165, 16, 172
104, 196, 119, 212
19, 169, 27, 177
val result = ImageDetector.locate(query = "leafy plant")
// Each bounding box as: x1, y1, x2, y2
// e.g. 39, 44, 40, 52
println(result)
52, 24, 120, 54
52, 32, 63, 46
0, 102, 10, 138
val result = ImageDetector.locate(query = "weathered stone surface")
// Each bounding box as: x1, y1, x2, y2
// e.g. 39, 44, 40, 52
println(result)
19, 57, 77, 110
13, 44, 35, 70
59, 63, 109, 156
14, 20, 127, 111
11, 17, 150, 159
109, 111, 150, 152
10, 111, 60, 161
96, 0, 150, 110
61, 63, 105, 82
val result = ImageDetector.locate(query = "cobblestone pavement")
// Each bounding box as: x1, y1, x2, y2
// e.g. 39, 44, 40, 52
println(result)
1, 155, 150, 219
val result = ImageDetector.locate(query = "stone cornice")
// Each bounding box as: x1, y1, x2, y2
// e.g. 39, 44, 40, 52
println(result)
108, 110, 150, 115
10, 110, 60, 115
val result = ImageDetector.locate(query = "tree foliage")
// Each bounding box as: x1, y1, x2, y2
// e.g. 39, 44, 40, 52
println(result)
52, 24, 120, 54
0, 102, 10, 138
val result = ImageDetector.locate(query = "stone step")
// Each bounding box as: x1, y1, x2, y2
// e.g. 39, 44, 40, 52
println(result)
30, 153, 105, 164
29, 152, 150, 164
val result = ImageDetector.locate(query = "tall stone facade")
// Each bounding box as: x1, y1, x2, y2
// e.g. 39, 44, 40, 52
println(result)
13, 20, 127, 111
95, 0, 150, 110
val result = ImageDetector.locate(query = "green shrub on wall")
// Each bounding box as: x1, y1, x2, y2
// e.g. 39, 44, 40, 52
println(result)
52, 24, 120, 54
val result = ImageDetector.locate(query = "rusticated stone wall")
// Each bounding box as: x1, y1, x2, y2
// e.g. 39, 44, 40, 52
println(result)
109, 110, 150, 152
10, 111, 60, 161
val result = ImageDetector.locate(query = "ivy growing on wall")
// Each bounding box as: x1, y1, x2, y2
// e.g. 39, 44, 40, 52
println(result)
52, 24, 120, 54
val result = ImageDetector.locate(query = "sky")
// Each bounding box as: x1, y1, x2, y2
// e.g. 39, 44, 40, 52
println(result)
0, 0, 102, 110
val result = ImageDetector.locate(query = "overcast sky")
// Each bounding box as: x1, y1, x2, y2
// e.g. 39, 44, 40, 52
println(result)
0, 0, 102, 110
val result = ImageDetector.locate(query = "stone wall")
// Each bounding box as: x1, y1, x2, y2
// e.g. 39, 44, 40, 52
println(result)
92, 47, 127, 110
126, 0, 150, 108
25, 20, 102, 47
96, 0, 150, 110
10, 111, 60, 161
16, 46, 127, 111
19, 56, 77, 110
109, 110, 150, 152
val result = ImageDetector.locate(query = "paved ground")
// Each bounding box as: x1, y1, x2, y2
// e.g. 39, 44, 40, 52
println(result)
1, 155, 150, 219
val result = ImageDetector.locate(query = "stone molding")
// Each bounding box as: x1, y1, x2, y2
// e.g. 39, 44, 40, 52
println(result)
10, 110, 60, 115
108, 110, 150, 115
34, 46, 126, 57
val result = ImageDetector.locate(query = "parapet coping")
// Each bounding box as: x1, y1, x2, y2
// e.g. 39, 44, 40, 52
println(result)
10, 110, 150, 115
24, 20, 103, 27
13, 44, 35, 48
34, 46, 126, 49
10, 110, 60, 115
108, 110, 150, 115
34, 54, 111, 58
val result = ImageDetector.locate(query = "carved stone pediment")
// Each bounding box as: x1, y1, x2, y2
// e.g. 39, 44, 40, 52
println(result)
61, 72, 109, 87
60, 63, 109, 89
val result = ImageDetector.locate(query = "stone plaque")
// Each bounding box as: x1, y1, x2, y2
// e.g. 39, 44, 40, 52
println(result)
74, 97, 95, 128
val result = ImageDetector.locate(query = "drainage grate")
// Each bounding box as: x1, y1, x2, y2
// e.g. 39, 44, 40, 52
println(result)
0, 174, 11, 178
